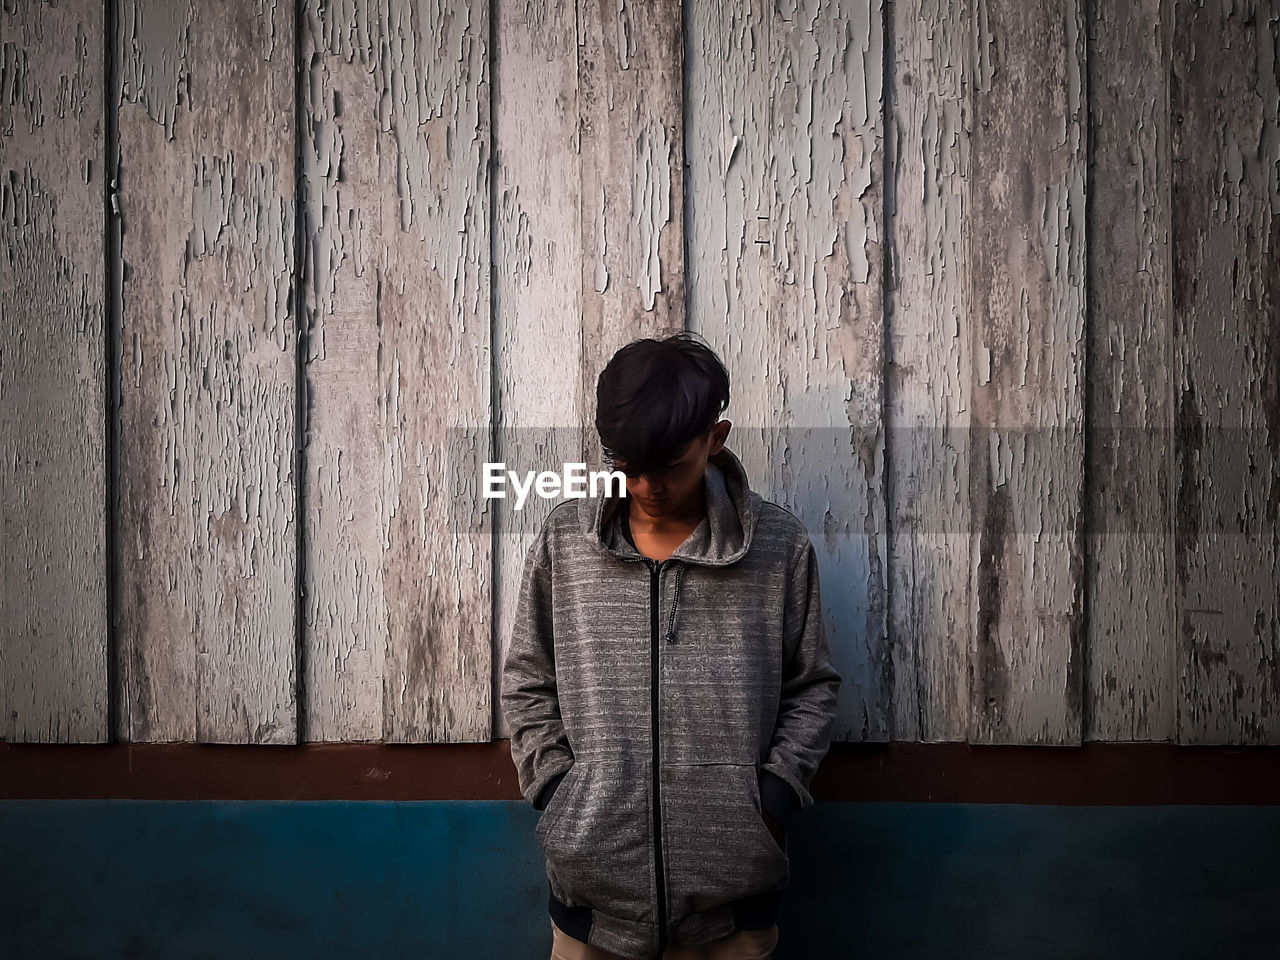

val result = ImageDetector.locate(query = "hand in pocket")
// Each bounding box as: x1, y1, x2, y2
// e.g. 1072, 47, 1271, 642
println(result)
761, 806, 786, 851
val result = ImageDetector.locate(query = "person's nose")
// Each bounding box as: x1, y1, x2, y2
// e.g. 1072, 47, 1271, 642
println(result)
635, 476, 665, 498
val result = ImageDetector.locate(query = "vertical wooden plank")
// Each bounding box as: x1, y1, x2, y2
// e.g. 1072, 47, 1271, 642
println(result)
0, 0, 107, 742
298, 1, 386, 741
1087, 0, 1176, 741
114, 0, 297, 742
967, 0, 1087, 744
490, 0, 584, 740
887, 0, 975, 741
491, 0, 686, 738
687, 0, 888, 741
576, 0, 686, 434
1171, 0, 1280, 744
377, 0, 492, 742
300, 0, 493, 743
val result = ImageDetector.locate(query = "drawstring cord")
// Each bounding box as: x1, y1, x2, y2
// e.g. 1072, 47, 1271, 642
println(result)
664, 562, 685, 643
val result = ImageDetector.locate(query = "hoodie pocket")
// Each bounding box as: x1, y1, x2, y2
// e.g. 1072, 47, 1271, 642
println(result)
661, 762, 790, 918
537, 757, 654, 922
534, 763, 579, 840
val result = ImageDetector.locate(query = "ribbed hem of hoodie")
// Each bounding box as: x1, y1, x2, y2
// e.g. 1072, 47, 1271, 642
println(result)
547, 886, 784, 946
728, 887, 785, 930
548, 888, 593, 942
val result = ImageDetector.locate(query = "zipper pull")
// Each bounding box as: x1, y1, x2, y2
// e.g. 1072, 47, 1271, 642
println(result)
663, 562, 684, 643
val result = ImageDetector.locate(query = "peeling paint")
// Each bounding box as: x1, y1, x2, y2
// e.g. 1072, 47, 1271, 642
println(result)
594, 182, 609, 293
631, 120, 670, 310
615, 0, 636, 70
297, 0, 494, 742
1, 34, 45, 134
187, 154, 293, 342
967, 0, 1086, 745
115, 0, 296, 744
376, 0, 487, 334
117, 0, 194, 141
6, 0, 1277, 749
975, 0, 995, 92
1, 0, 107, 743
1171, 0, 1280, 744
1, 165, 107, 742
888, 0, 974, 742
687, 0, 888, 741
489, 0, 586, 742
1086, 0, 1177, 742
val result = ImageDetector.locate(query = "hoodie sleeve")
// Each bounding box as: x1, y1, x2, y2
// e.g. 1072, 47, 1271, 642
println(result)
761, 538, 842, 812
500, 518, 575, 810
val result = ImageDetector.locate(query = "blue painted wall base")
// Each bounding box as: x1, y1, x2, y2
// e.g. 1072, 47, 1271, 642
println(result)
3, 800, 1276, 959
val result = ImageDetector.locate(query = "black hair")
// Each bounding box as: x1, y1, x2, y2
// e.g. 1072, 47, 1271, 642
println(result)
595, 332, 731, 478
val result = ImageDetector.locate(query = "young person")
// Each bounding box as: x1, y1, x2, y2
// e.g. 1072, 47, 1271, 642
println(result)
501, 333, 842, 959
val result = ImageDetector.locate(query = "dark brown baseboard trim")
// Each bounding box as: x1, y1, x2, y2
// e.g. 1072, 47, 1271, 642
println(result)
1, 741, 1277, 803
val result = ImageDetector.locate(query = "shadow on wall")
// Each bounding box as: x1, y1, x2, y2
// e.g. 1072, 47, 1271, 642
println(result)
2, 799, 1276, 959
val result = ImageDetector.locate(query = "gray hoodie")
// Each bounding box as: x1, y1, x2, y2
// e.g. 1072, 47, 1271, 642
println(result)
500, 444, 841, 957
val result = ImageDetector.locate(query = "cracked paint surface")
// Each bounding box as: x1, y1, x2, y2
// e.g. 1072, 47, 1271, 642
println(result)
687, 0, 888, 741
4, 0, 1277, 749
114, 0, 297, 744
1171, 0, 1280, 744
965, 0, 1088, 745
489, 0, 586, 742
631, 120, 670, 311
1086, 0, 1177, 742
887, 0, 974, 742
1, 0, 106, 743
302, 0, 492, 743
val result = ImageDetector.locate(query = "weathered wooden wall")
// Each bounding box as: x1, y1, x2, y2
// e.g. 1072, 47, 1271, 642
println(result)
1170, 0, 1280, 742
112, 0, 298, 746
1, 0, 107, 742
1, 0, 1276, 745
891, 0, 1091, 747
1087, 0, 1178, 742
297, 0, 492, 747
687, 0, 889, 741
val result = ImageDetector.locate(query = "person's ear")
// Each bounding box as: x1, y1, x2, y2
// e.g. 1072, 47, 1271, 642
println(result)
707, 419, 731, 455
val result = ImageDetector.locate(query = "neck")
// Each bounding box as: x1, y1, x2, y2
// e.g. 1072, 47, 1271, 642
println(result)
628, 486, 706, 531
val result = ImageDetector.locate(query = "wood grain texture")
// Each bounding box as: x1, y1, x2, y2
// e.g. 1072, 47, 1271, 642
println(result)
5, 0, 1276, 746
374, 0, 492, 743
298, 0, 493, 744
298, 0, 387, 741
967, 0, 1087, 744
1086, 0, 1176, 741
576, 0, 686, 434
0, 0, 107, 742
114, 0, 297, 743
490, 0, 585, 741
887, 0, 974, 742
490, 0, 686, 738
686, 0, 888, 741
1170, 0, 1280, 744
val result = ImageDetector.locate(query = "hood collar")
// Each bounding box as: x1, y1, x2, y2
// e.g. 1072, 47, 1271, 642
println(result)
579, 443, 762, 567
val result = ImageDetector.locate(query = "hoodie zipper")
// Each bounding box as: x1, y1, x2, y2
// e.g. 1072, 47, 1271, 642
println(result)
646, 557, 671, 953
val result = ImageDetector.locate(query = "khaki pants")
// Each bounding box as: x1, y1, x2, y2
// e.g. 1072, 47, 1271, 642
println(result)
550, 918, 780, 960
